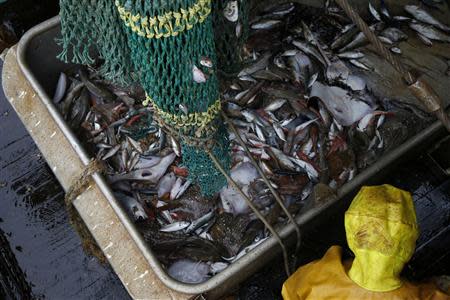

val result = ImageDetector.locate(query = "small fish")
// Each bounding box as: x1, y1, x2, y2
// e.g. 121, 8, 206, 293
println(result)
271, 2, 295, 17
405, 5, 450, 32
337, 51, 365, 59
223, 1, 238, 22
185, 211, 215, 234
238, 52, 272, 77
390, 47, 402, 54
127, 136, 143, 154
369, 2, 382, 21
378, 36, 393, 45
175, 180, 191, 199
294, 118, 318, 133
308, 73, 319, 88
417, 32, 433, 46
192, 65, 207, 83
393, 15, 410, 21
292, 40, 327, 67
53, 72, 67, 104
102, 144, 120, 160
331, 26, 358, 50
380, 28, 408, 42
251, 19, 282, 30
170, 177, 184, 200
170, 135, 181, 157
377, 114, 386, 129
273, 123, 286, 141
79, 69, 115, 101
160, 221, 191, 232
179, 103, 189, 115
200, 56, 213, 68
349, 59, 372, 71
339, 32, 367, 52
264, 99, 286, 112
409, 22, 450, 42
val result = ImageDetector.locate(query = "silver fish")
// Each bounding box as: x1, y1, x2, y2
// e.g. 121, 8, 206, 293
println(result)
160, 221, 190, 233
179, 104, 189, 115
264, 99, 286, 112
170, 177, 184, 200
308, 72, 319, 88
369, 2, 381, 21
337, 51, 365, 59
238, 52, 272, 77
292, 40, 327, 67
174, 180, 191, 200
339, 32, 367, 52
380, 28, 408, 43
53, 72, 67, 104
349, 59, 372, 71
390, 47, 402, 54
185, 210, 215, 234
170, 135, 181, 157
405, 5, 450, 32
273, 123, 286, 141
251, 19, 282, 30
127, 136, 143, 154
409, 22, 450, 42
331, 26, 358, 50
102, 144, 120, 160
378, 36, 393, 45
417, 32, 433, 46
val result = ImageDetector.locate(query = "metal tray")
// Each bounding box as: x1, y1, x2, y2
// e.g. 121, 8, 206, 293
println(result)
16, 16, 448, 296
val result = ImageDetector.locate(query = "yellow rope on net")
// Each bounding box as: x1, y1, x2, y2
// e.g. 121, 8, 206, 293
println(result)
115, 0, 212, 39
144, 94, 221, 136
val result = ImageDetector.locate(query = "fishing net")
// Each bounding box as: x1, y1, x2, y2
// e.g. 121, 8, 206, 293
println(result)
212, 0, 249, 73
58, 0, 134, 85
58, 0, 231, 195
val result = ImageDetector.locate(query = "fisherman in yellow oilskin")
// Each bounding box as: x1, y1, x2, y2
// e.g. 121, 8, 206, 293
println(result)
282, 184, 449, 300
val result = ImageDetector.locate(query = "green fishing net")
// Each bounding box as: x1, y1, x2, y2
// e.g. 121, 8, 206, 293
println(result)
213, 0, 249, 74
58, 0, 232, 195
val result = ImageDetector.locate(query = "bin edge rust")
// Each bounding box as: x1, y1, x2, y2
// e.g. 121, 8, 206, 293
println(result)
14, 16, 445, 296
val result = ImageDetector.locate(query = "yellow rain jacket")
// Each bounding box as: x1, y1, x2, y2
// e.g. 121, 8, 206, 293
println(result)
282, 185, 449, 300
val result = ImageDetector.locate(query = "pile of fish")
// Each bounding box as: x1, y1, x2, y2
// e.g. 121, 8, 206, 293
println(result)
52, 1, 446, 284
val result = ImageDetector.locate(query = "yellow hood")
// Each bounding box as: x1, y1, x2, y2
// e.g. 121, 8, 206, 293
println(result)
345, 184, 419, 292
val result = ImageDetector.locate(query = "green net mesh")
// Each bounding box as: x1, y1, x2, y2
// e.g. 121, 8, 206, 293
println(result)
58, 0, 231, 195
58, 0, 134, 85
212, 0, 249, 74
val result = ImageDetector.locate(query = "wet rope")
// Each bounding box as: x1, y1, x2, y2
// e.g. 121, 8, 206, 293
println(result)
65, 158, 107, 264
222, 112, 302, 267
334, 0, 450, 132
